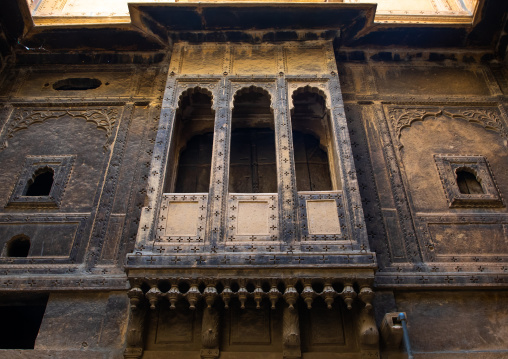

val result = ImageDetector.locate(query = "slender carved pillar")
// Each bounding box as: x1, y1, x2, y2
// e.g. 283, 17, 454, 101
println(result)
327, 73, 369, 249
201, 307, 220, 359
207, 77, 231, 248
283, 304, 301, 359
276, 74, 300, 247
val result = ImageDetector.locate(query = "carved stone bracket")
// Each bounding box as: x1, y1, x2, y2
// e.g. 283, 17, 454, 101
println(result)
283, 304, 301, 359
201, 307, 220, 359
124, 292, 147, 359
127, 277, 374, 313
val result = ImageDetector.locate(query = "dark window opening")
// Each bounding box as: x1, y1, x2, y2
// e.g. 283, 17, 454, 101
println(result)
53, 78, 102, 91
229, 87, 276, 193
293, 131, 332, 191
229, 128, 277, 193
25, 167, 54, 196
456, 168, 484, 194
291, 88, 334, 191
174, 133, 214, 193
165, 88, 215, 193
5, 235, 30, 257
0, 295, 48, 349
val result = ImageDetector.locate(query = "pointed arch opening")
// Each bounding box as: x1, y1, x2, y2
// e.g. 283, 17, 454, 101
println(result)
229, 86, 276, 193
25, 167, 54, 196
5, 234, 30, 258
291, 86, 336, 191
164, 87, 215, 193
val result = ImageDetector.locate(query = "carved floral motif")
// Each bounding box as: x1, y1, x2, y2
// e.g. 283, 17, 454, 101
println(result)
389, 107, 508, 149
4, 108, 119, 151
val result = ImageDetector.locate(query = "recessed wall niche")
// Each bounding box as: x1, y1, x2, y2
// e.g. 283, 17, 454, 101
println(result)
7, 155, 75, 208
434, 154, 504, 208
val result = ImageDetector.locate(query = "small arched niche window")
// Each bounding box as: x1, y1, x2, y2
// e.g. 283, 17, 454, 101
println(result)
5, 235, 30, 257
25, 167, 54, 196
229, 86, 276, 193
165, 87, 215, 193
456, 167, 484, 194
291, 87, 335, 191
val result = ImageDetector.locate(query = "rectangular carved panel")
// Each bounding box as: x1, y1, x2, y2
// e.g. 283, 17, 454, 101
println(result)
0, 222, 78, 257
285, 47, 326, 74
16, 70, 134, 98
233, 46, 277, 75
165, 202, 200, 237
180, 45, 226, 75
237, 201, 269, 235
310, 305, 345, 345
429, 223, 508, 255
298, 191, 348, 241
306, 200, 341, 235
155, 305, 195, 344
373, 66, 490, 96
156, 194, 207, 244
230, 305, 271, 345
226, 194, 278, 242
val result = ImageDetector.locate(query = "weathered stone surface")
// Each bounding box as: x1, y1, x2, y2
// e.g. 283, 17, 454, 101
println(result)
396, 291, 508, 355
36, 292, 128, 351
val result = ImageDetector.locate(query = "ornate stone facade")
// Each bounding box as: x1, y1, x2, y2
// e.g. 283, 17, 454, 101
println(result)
0, 0, 508, 358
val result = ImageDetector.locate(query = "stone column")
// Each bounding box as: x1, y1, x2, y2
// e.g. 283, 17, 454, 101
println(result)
207, 76, 232, 249
275, 71, 300, 248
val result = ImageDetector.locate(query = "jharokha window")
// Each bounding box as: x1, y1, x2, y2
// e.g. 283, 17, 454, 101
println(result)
164, 88, 215, 193
291, 87, 335, 191
229, 86, 276, 193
